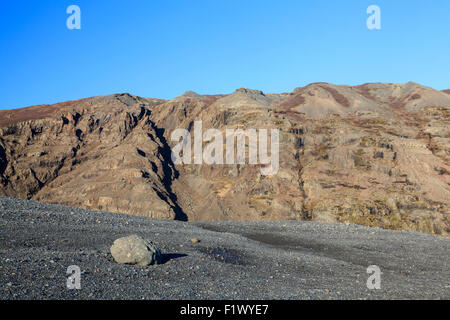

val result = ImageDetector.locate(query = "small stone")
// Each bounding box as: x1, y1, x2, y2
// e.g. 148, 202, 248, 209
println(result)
110, 235, 162, 267
190, 238, 200, 243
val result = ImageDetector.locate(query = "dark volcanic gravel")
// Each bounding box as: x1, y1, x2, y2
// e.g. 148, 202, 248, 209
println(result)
0, 196, 448, 300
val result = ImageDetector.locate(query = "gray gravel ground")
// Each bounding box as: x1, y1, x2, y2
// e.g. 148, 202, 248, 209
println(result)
0, 196, 448, 300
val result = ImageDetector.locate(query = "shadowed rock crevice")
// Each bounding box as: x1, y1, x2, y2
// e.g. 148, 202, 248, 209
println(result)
0, 145, 7, 176
147, 114, 187, 221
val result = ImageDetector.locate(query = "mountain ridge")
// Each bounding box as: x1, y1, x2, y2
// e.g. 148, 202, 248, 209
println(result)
0, 82, 449, 236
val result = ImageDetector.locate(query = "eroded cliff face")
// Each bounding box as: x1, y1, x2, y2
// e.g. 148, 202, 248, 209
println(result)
0, 94, 185, 220
0, 82, 449, 236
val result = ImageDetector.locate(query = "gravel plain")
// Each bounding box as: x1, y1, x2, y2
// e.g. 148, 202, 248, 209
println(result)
0, 196, 448, 300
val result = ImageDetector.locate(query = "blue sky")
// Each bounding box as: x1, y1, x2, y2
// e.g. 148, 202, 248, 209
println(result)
0, 0, 449, 110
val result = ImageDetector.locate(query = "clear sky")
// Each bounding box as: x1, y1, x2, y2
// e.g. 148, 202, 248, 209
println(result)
0, 0, 449, 110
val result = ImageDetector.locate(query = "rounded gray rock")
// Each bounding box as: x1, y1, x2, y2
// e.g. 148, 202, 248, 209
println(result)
110, 234, 162, 266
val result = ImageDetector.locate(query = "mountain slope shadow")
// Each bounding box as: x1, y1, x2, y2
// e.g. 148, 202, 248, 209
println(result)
147, 110, 188, 221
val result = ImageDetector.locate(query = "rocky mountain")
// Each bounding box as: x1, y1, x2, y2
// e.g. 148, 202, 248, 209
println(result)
0, 82, 449, 236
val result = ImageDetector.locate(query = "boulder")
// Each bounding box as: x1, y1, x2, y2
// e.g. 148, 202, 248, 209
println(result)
110, 235, 162, 266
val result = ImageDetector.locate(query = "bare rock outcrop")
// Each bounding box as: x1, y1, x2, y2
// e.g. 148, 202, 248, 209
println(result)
0, 94, 186, 220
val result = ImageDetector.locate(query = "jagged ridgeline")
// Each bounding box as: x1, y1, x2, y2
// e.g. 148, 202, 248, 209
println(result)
0, 83, 449, 236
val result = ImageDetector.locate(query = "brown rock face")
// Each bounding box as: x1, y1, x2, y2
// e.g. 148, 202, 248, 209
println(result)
0, 94, 185, 220
1, 82, 449, 236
